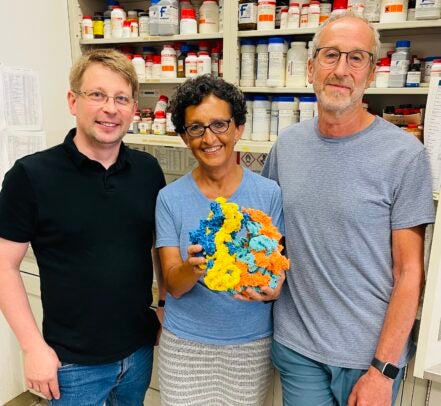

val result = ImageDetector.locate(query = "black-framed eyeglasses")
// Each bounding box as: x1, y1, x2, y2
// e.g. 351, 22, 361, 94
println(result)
314, 47, 374, 70
184, 118, 233, 138
73, 90, 135, 109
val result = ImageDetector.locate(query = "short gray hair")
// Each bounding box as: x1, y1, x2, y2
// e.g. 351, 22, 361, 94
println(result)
311, 12, 380, 66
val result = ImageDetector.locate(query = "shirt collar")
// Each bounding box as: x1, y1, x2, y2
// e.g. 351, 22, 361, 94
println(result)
62, 128, 131, 171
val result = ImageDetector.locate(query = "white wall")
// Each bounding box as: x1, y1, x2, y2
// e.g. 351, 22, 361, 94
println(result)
0, 0, 75, 147
0, 0, 74, 402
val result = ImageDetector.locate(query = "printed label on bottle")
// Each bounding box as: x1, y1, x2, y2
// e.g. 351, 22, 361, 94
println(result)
238, 3, 258, 23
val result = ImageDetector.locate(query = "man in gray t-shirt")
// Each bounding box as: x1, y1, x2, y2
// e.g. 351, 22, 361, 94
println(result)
262, 12, 435, 406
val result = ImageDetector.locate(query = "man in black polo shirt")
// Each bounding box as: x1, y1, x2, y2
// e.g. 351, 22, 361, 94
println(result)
0, 49, 166, 405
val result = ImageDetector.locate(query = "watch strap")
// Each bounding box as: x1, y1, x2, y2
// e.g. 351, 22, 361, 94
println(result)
157, 299, 166, 308
371, 357, 399, 380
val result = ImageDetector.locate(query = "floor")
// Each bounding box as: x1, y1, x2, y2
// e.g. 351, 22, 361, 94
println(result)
5, 388, 161, 406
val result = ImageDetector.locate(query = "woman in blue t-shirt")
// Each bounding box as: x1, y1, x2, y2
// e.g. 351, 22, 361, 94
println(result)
155, 75, 286, 405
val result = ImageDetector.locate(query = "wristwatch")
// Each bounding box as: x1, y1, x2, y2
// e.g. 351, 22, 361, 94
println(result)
371, 357, 400, 380
157, 299, 166, 308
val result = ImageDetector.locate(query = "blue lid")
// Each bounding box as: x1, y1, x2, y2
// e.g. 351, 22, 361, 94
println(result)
241, 39, 255, 46
425, 56, 441, 61
299, 96, 317, 102
396, 40, 411, 48
256, 38, 268, 45
268, 37, 284, 44
142, 47, 156, 53
107, 0, 119, 5
180, 44, 192, 52
245, 95, 254, 101
253, 95, 269, 101
272, 96, 281, 102
278, 96, 295, 102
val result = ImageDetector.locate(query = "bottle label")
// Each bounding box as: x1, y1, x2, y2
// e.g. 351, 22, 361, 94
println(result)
238, 3, 258, 24
158, 6, 179, 24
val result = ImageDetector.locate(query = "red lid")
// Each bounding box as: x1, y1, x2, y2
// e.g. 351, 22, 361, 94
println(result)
153, 55, 161, 63
199, 40, 210, 50
211, 48, 219, 53
111, 5, 123, 9
433, 59, 441, 63
332, 0, 348, 10
182, 8, 196, 19
159, 95, 169, 102
133, 54, 142, 58
199, 51, 209, 56
379, 57, 391, 66
123, 20, 131, 26
289, 2, 300, 5
155, 111, 166, 118
83, 16, 92, 19
407, 124, 418, 128
146, 55, 153, 61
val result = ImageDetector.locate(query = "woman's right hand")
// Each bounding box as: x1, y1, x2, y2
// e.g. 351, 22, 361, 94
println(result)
184, 244, 206, 277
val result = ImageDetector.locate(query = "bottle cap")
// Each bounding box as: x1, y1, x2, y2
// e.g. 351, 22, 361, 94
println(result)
155, 111, 166, 118
181, 8, 196, 19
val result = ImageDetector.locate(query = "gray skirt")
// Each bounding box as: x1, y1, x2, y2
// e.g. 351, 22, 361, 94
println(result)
158, 328, 273, 406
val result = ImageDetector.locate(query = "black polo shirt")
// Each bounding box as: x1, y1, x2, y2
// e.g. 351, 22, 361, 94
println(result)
0, 129, 166, 364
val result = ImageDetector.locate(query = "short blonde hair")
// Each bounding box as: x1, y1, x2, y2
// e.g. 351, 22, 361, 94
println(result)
69, 48, 139, 98
311, 12, 380, 66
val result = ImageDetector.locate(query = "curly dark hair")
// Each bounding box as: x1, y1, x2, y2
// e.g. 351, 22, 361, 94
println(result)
169, 75, 247, 134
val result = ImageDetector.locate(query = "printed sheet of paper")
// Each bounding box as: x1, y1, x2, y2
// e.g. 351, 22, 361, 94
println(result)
424, 77, 441, 192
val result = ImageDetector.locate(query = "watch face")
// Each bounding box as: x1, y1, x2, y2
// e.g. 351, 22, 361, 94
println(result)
383, 363, 399, 379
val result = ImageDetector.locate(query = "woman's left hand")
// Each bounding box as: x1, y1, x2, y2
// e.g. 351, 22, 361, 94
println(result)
232, 271, 286, 302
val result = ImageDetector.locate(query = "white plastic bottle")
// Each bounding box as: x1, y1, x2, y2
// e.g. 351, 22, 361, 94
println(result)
82, 16, 94, 39
197, 51, 212, 75
243, 96, 253, 140
415, 0, 441, 19
153, 111, 167, 135
158, 0, 179, 35
278, 96, 296, 133
388, 40, 411, 88
257, 0, 276, 30
300, 4, 309, 27
380, 0, 408, 22
104, 17, 112, 39
287, 2, 300, 28
364, 0, 381, 21
138, 12, 150, 37
252, 95, 271, 141
161, 44, 177, 78
267, 37, 286, 87
149, 0, 160, 35
375, 57, 391, 88
256, 38, 269, 87
299, 96, 316, 121
307, 1, 320, 27
180, 8, 198, 34
132, 54, 146, 82
199, 0, 219, 33
270, 96, 280, 141
286, 41, 308, 87
240, 39, 256, 87
111, 5, 126, 38
348, 0, 367, 16
152, 55, 162, 79
185, 52, 199, 77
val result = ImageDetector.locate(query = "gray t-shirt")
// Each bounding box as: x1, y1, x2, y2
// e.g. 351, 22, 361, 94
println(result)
262, 116, 435, 369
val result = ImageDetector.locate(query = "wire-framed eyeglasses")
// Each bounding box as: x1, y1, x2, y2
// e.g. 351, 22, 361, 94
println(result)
73, 90, 135, 110
314, 47, 374, 70
184, 118, 233, 138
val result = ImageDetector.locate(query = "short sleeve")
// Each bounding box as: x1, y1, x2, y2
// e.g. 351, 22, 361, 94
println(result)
261, 146, 279, 183
0, 162, 37, 242
391, 149, 435, 229
155, 190, 180, 248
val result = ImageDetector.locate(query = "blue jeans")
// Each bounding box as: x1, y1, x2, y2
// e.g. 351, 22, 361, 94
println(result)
49, 344, 154, 406
272, 340, 404, 406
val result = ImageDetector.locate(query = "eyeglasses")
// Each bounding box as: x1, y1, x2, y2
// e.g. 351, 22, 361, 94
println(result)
314, 47, 374, 70
184, 119, 233, 138
74, 90, 135, 110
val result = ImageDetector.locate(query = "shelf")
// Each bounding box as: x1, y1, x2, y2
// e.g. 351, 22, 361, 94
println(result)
241, 87, 314, 93
140, 78, 187, 85
424, 363, 441, 382
124, 134, 274, 153
80, 33, 223, 45
240, 87, 428, 95
237, 20, 441, 38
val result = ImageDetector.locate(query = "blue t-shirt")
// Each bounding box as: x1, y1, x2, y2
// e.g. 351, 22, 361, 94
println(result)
155, 168, 284, 345
262, 116, 435, 369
